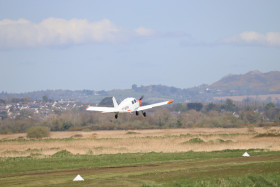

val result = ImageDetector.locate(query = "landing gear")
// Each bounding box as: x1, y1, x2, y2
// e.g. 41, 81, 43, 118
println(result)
142, 111, 146, 117
136, 111, 146, 117
115, 113, 118, 119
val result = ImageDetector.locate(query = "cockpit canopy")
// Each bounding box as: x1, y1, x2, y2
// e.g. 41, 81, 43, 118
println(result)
131, 99, 137, 104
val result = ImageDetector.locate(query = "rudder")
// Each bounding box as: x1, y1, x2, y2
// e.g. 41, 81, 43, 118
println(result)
112, 97, 118, 108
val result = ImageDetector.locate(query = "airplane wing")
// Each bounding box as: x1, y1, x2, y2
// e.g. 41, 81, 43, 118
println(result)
137, 100, 173, 111
86, 106, 119, 113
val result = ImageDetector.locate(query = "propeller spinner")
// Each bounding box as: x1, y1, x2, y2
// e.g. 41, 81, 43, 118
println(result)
138, 95, 144, 107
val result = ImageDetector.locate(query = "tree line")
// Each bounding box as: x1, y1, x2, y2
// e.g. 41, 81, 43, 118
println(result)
0, 99, 279, 134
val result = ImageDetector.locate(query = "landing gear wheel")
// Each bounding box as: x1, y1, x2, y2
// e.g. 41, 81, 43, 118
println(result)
142, 111, 146, 117
136, 111, 139, 116
115, 114, 118, 119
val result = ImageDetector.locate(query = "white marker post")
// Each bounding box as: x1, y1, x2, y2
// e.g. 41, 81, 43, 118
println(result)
73, 174, 84, 181
242, 152, 250, 157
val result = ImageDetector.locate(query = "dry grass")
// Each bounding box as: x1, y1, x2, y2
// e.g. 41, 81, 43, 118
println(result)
1, 127, 280, 157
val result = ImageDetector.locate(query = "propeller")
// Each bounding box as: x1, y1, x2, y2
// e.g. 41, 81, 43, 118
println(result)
139, 95, 144, 101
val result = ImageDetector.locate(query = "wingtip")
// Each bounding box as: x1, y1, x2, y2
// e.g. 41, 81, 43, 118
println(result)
167, 100, 173, 104
86, 106, 90, 110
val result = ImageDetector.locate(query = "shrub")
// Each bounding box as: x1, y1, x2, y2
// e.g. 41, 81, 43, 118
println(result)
126, 131, 139, 134
27, 126, 50, 139
72, 134, 83, 138
181, 137, 204, 144
188, 137, 204, 143
52, 150, 73, 157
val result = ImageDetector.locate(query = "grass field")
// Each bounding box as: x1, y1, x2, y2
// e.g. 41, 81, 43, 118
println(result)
1, 128, 280, 186
0, 150, 280, 186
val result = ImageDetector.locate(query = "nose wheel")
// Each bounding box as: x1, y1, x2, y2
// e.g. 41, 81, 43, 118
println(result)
115, 113, 118, 119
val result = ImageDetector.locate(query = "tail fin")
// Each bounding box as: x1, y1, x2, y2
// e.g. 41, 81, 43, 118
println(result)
112, 97, 118, 108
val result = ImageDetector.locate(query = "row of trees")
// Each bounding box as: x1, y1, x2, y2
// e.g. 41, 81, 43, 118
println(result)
0, 96, 51, 105
0, 99, 279, 134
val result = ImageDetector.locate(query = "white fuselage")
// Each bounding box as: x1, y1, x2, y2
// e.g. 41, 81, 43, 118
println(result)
117, 97, 141, 113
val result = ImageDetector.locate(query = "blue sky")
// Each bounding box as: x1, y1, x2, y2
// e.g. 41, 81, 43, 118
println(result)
0, 0, 280, 93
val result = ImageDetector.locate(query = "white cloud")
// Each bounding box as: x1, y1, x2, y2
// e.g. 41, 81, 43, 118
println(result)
0, 18, 157, 49
222, 31, 280, 47
134, 27, 157, 37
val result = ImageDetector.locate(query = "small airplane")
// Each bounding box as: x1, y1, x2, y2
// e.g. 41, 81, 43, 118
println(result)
86, 96, 173, 119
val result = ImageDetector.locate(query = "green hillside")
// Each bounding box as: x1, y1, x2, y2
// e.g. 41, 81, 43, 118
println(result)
210, 71, 280, 95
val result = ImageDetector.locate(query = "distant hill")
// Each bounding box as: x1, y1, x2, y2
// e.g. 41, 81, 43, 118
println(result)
1, 70, 280, 103
209, 71, 280, 95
